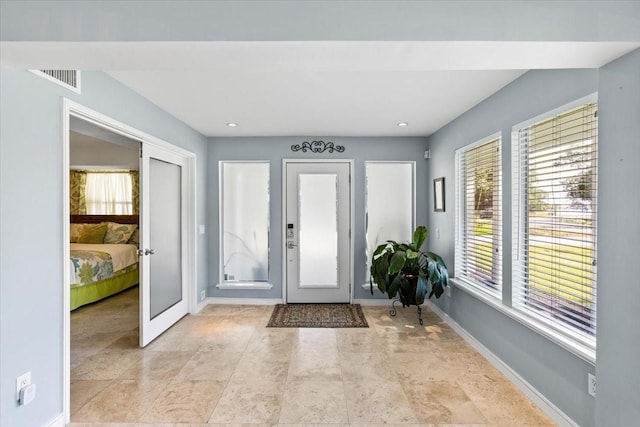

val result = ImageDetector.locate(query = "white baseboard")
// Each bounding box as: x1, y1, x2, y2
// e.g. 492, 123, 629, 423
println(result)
426, 301, 578, 427
353, 298, 391, 306
196, 298, 208, 313
204, 297, 283, 306
46, 413, 65, 427
202, 297, 387, 307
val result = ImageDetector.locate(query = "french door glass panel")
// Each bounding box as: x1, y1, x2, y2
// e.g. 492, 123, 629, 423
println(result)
149, 158, 182, 319
140, 143, 189, 348
298, 173, 338, 287
221, 162, 270, 282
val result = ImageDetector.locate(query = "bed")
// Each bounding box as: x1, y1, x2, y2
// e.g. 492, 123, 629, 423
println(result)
70, 214, 140, 310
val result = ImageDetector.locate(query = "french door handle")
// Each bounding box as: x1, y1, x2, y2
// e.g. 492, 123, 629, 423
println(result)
287, 241, 298, 249
144, 248, 155, 256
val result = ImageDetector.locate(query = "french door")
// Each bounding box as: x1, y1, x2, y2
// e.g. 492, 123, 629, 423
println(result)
139, 144, 189, 346
284, 161, 352, 303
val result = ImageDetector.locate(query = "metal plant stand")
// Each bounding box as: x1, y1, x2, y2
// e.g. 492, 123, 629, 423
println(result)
389, 299, 424, 325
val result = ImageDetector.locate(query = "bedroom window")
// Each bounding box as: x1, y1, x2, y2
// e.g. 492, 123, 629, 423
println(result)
220, 162, 270, 283
454, 134, 502, 296
365, 162, 415, 282
512, 97, 598, 347
85, 171, 134, 215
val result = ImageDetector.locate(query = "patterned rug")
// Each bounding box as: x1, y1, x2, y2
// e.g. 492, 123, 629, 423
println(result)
266, 303, 368, 328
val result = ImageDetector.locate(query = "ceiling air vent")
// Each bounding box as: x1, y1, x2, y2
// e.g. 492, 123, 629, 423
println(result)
31, 69, 81, 93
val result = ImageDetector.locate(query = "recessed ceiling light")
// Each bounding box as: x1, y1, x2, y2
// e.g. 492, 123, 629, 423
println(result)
397, 122, 408, 127
227, 122, 238, 127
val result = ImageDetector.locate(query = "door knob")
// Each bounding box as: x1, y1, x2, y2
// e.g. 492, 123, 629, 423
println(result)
144, 248, 155, 255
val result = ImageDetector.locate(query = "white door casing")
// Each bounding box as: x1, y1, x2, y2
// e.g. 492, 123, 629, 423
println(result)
284, 160, 352, 303
62, 98, 197, 423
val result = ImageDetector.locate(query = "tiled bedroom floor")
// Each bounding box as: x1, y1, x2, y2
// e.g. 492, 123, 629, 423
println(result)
68, 287, 555, 426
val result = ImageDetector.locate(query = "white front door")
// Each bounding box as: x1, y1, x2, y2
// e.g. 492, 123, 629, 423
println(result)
139, 144, 189, 346
285, 161, 352, 303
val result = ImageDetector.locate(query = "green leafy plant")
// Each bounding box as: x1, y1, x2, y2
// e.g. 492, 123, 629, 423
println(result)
370, 225, 449, 307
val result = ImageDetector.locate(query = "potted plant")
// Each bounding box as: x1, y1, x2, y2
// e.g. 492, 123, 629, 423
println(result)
370, 225, 449, 322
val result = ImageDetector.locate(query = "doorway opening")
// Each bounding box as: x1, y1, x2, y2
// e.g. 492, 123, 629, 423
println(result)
68, 115, 142, 418
62, 99, 197, 424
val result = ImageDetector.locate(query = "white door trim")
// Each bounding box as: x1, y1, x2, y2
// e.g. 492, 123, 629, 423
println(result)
61, 98, 197, 424
281, 158, 354, 304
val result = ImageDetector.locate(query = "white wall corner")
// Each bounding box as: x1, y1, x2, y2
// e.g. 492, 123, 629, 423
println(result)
46, 413, 65, 427
196, 297, 210, 313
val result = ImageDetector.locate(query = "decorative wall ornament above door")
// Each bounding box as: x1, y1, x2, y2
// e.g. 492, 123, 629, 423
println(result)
291, 140, 345, 153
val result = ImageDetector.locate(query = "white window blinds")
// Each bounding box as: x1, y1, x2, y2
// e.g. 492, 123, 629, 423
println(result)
455, 135, 502, 294
512, 101, 598, 343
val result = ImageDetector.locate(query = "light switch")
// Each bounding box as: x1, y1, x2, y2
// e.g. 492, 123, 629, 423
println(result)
199, 225, 206, 235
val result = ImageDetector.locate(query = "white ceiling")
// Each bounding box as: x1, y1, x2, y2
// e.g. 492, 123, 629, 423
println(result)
2, 41, 638, 137
69, 117, 140, 169
70, 116, 140, 149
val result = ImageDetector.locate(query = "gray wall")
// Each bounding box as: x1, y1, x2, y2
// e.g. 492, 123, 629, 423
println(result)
595, 49, 640, 426
0, 70, 208, 427
426, 51, 640, 427
207, 137, 427, 300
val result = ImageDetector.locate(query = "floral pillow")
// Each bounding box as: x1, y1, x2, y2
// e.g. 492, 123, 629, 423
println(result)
70, 223, 85, 243
127, 228, 140, 246
77, 223, 108, 244
104, 222, 138, 244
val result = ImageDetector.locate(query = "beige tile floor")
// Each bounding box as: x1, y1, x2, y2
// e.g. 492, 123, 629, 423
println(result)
69, 287, 555, 426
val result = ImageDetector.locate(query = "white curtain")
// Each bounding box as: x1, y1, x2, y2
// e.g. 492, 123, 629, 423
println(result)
86, 172, 133, 214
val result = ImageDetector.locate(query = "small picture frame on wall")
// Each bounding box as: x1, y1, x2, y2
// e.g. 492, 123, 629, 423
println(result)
434, 177, 445, 212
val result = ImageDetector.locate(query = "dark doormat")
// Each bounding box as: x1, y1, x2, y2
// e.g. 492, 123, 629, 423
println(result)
266, 303, 369, 328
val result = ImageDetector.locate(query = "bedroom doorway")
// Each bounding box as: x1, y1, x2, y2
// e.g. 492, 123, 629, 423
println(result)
63, 99, 197, 424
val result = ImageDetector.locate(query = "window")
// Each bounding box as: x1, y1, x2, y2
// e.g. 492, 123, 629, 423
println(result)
512, 99, 598, 346
455, 135, 502, 294
220, 162, 270, 282
85, 171, 133, 214
365, 162, 415, 281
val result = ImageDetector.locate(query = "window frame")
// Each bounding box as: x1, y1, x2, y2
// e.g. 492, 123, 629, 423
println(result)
363, 161, 416, 286
511, 94, 598, 352
217, 160, 273, 290
85, 170, 134, 215
454, 132, 503, 298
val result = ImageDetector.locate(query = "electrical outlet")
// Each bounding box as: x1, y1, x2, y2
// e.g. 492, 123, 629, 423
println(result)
200, 290, 206, 301
446, 286, 451, 297
16, 372, 31, 401
588, 373, 596, 397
